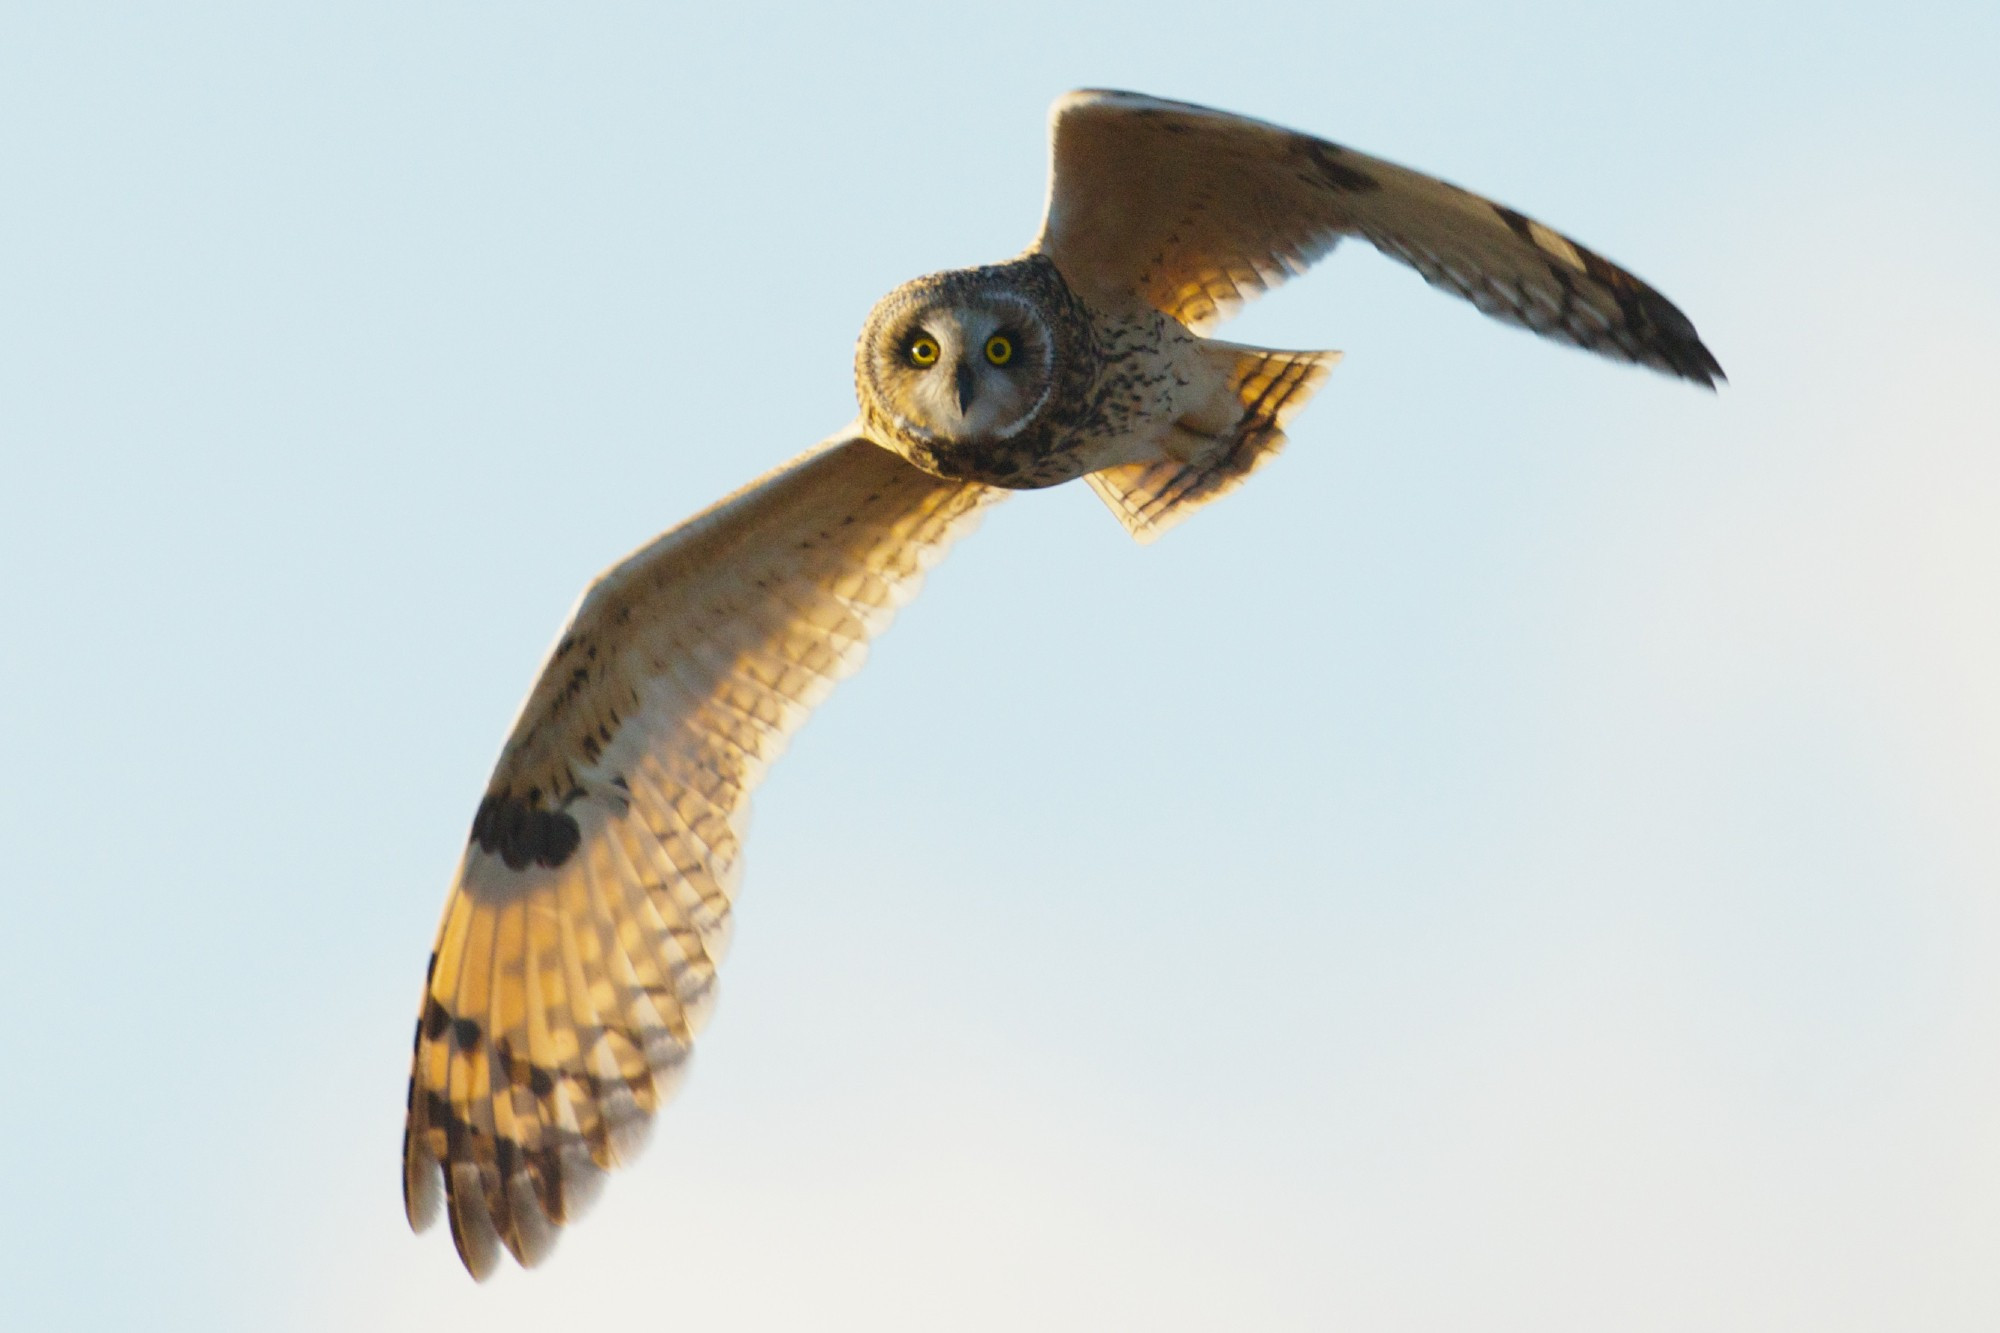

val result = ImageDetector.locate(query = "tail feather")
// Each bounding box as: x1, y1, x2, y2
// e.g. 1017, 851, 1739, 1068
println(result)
1089, 343, 1338, 542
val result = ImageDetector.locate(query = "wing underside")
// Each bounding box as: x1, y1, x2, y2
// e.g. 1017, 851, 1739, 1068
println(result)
403, 435, 996, 1277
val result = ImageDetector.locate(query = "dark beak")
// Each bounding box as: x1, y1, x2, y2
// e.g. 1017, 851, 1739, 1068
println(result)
955, 360, 978, 414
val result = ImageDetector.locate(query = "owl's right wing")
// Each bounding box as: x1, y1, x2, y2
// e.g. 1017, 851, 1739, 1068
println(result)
1034, 89, 1722, 386
403, 433, 996, 1278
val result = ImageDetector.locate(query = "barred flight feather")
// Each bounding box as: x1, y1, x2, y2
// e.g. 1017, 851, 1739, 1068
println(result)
1040, 90, 1722, 386
403, 436, 996, 1277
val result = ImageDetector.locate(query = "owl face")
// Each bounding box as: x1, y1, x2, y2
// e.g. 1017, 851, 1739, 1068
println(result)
856, 272, 1058, 458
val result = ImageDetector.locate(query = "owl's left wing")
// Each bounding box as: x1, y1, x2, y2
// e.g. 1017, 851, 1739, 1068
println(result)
403, 433, 996, 1278
1034, 89, 1722, 385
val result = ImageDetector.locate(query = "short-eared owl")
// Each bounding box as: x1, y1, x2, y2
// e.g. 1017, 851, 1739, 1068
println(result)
403, 90, 1722, 1277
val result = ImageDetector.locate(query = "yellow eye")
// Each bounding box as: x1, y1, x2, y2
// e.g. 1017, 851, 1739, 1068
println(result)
984, 335, 1013, 366
908, 337, 939, 367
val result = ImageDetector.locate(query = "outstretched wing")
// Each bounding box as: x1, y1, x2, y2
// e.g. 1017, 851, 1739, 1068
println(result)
1034, 89, 1722, 385
403, 434, 996, 1278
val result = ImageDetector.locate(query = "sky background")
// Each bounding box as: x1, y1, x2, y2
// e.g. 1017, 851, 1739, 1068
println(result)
3, 3, 1997, 1329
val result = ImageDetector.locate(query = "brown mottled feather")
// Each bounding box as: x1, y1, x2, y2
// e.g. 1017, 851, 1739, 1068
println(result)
1088, 343, 1340, 543
404, 435, 996, 1277
1036, 90, 1722, 384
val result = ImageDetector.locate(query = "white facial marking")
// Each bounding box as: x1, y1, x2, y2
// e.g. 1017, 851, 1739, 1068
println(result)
899, 303, 1043, 442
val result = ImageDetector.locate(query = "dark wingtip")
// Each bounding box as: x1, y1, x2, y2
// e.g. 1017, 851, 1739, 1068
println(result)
1631, 283, 1724, 391
1675, 338, 1726, 391
1701, 352, 1728, 391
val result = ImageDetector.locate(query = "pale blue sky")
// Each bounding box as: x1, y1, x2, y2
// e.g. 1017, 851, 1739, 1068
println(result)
3, 4, 1997, 1329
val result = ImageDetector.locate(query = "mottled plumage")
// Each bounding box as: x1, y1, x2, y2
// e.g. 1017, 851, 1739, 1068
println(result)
403, 89, 1722, 1278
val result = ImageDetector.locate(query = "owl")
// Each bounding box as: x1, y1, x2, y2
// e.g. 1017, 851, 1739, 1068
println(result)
402, 89, 1722, 1278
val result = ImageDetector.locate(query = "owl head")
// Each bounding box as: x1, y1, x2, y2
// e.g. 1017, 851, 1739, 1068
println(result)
854, 259, 1091, 482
